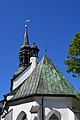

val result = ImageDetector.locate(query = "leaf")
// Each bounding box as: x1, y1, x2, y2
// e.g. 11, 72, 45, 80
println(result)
64, 31, 80, 78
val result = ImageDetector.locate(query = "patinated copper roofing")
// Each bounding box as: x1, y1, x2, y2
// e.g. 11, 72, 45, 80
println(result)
10, 54, 77, 100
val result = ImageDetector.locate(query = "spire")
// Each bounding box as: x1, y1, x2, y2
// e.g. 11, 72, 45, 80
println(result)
19, 23, 31, 68
23, 19, 30, 46
24, 25, 29, 46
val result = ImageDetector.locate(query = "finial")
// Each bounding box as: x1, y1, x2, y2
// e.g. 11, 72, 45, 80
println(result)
23, 19, 30, 46
45, 40, 47, 54
25, 19, 30, 27
24, 19, 30, 32
24, 19, 30, 34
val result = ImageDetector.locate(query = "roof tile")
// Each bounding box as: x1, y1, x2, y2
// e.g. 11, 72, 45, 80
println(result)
10, 54, 77, 100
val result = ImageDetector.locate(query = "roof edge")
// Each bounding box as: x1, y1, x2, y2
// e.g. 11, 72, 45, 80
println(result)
8, 93, 77, 103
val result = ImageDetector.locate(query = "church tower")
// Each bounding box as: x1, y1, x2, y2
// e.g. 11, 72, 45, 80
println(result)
19, 25, 31, 68
11, 24, 39, 91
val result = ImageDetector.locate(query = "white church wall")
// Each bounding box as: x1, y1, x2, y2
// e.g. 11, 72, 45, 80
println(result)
33, 96, 78, 120
68, 109, 75, 120
45, 107, 74, 120
3, 96, 79, 120
32, 96, 76, 120
9, 101, 39, 120
44, 97, 75, 120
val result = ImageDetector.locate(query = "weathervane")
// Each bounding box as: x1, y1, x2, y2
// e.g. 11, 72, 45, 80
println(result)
25, 19, 30, 28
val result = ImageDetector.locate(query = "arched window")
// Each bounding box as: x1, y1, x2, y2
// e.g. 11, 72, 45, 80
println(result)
16, 111, 28, 120
49, 113, 59, 120
46, 109, 61, 120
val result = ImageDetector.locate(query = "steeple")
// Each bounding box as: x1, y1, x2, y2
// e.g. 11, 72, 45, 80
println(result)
19, 25, 31, 68
24, 25, 29, 45
13, 22, 40, 79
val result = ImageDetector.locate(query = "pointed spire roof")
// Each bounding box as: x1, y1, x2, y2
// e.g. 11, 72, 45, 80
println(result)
18, 25, 31, 69
23, 25, 29, 46
10, 54, 77, 100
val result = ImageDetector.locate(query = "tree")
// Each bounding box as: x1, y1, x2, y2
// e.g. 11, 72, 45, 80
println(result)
64, 31, 80, 78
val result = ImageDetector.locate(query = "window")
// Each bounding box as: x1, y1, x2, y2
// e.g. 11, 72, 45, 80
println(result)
46, 109, 61, 120
16, 111, 28, 120
49, 113, 59, 120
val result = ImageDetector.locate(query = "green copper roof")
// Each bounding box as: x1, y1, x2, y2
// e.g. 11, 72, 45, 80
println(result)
10, 54, 77, 100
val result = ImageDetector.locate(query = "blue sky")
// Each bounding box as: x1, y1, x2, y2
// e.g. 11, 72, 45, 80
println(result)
0, 0, 80, 100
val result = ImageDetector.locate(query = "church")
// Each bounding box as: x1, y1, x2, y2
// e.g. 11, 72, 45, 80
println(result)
0, 23, 80, 120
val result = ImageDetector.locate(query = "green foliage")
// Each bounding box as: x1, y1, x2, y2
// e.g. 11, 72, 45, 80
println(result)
75, 93, 80, 101
64, 31, 80, 78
